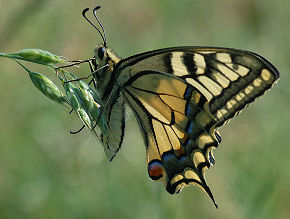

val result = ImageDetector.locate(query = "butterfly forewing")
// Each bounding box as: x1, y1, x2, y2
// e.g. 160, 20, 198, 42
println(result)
117, 47, 279, 125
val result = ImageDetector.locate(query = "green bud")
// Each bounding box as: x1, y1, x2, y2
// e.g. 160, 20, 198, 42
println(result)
29, 72, 68, 107
63, 82, 97, 129
77, 80, 102, 106
63, 80, 109, 134
63, 83, 81, 111
76, 81, 100, 109
75, 81, 108, 134
8, 49, 65, 65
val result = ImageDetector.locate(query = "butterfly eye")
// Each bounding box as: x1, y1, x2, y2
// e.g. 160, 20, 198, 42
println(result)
98, 47, 105, 59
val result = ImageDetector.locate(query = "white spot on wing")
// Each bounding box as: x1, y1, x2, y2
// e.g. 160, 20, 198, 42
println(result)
229, 99, 237, 107
216, 111, 223, 119
216, 53, 232, 63
261, 69, 272, 81
217, 108, 227, 118
198, 75, 223, 96
226, 64, 249, 76
186, 78, 213, 100
171, 52, 189, 76
217, 64, 239, 81
236, 92, 246, 102
253, 78, 262, 87
194, 53, 206, 74
212, 71, 230, 88
244, 85, 254, 95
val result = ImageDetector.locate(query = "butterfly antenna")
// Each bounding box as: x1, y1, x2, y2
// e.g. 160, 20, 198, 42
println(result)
82, 8, 106, 47
93, 6, 107, 47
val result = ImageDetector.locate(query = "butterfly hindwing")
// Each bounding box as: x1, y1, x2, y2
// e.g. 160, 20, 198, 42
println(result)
101, 97, 126, 160
121, 71, 219, 205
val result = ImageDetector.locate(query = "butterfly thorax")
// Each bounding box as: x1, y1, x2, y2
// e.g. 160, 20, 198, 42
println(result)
93, 45, 121, 101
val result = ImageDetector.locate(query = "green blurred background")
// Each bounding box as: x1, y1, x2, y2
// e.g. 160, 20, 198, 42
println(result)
0, 0, 289, 218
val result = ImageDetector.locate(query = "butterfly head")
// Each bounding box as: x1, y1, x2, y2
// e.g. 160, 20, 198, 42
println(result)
94, 44, 107, 68
96, 45, 106, 60
92, 44, 121, 93
82, 6, 121, 93
94, 44, 121, 71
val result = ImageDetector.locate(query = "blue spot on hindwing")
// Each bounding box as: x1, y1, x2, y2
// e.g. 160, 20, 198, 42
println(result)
162, 153, 176, 162
187, 122, 194, 135
184, 86, 193, 100
185, 103, 193, 116
179, 156, 187, 162
148, 161, 162, 168
186, 139, 193, 149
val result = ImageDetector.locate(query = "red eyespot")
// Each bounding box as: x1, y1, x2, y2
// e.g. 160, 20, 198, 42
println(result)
148, 161, 163, 180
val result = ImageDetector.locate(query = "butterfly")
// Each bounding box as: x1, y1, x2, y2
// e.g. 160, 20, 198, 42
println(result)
79, 7, 279, 208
